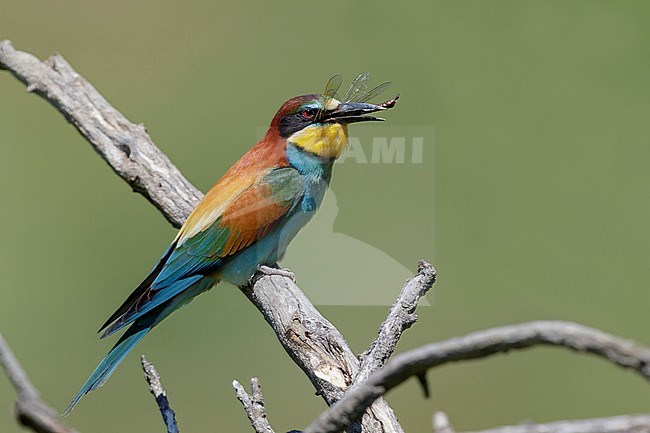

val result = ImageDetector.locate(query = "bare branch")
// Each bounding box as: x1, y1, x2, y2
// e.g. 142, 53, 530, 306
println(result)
0, 40, 405, 432
433, 411, 650, 433
356, 260, 436, 385
0, 333, 39, 402
0, 333, 78, 433
304, 321, 650, 433
142, 355, 179, 433
233, 378, 276, 433
243, 272, 405, 433
236, 258, 436, 433
0, 39, 202, 227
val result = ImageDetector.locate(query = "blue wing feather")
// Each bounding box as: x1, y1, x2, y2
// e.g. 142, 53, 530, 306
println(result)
152, 223, 229, 288
100, 274, 203, 338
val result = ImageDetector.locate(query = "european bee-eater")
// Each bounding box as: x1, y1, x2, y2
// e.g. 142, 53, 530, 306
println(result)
64, 74, 398, 414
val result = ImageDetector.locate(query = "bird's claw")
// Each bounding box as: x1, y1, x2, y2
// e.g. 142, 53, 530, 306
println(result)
256, 264, 296, 282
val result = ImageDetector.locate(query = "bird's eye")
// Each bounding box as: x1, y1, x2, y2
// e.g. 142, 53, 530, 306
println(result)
301, 108, 317, 120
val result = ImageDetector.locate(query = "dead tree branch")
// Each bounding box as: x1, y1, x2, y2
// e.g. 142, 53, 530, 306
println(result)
142, 356, 179, 433
242, 271, 413, 433
240, 261, 436, 432
303, 321, 650, 433
233, 378, 277, 433
0, 333, 78, 433
356, 260, 437, 385
0, 40, 414, 433
433, 411, 650, 433
0, 39, 201, 228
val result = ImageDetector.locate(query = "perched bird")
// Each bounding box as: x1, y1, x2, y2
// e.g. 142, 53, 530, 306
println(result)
64, 74, 398, 414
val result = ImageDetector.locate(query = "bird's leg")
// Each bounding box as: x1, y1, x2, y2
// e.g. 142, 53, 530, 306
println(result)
256, 263, 296, 282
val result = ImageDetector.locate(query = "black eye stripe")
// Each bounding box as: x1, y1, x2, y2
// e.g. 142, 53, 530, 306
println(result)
278, 106, 322, 137
279, 111, 313, 137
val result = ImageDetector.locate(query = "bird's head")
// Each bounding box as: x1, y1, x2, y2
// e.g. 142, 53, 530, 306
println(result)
269, 91, 398, 160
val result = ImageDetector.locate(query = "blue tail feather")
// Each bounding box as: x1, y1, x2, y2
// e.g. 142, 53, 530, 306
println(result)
64, 276, 216, 416
63, 324, 150, 416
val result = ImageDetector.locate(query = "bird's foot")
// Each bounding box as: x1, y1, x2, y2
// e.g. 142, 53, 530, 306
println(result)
256, 264, 296, 282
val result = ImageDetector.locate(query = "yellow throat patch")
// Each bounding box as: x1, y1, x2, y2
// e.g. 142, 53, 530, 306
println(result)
288, 123, 349, 160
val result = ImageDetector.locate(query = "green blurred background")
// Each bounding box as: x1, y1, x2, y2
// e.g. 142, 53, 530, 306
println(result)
1, 1, 649, 432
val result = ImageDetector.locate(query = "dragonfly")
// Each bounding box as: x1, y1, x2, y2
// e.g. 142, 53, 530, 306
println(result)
318, 72, 398, 121
342, 71, 393, 103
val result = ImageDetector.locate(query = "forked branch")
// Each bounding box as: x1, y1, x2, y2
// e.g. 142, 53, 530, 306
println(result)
303, 321, 650, 433
356, 260, 437, 384
233, 378, 277, 433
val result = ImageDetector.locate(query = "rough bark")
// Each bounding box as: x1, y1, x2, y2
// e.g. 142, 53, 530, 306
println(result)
0, 39, 201, 228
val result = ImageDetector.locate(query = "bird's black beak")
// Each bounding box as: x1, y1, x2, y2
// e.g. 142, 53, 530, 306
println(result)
323, 95, 399, 124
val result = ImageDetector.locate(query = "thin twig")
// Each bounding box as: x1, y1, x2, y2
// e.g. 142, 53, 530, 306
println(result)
142, 355, 179, 433
233, 378, 276, 433
356, 260, 436, 385
304, 321, 650, 433
433, 411, 650, 433
0, 333, 78, 433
